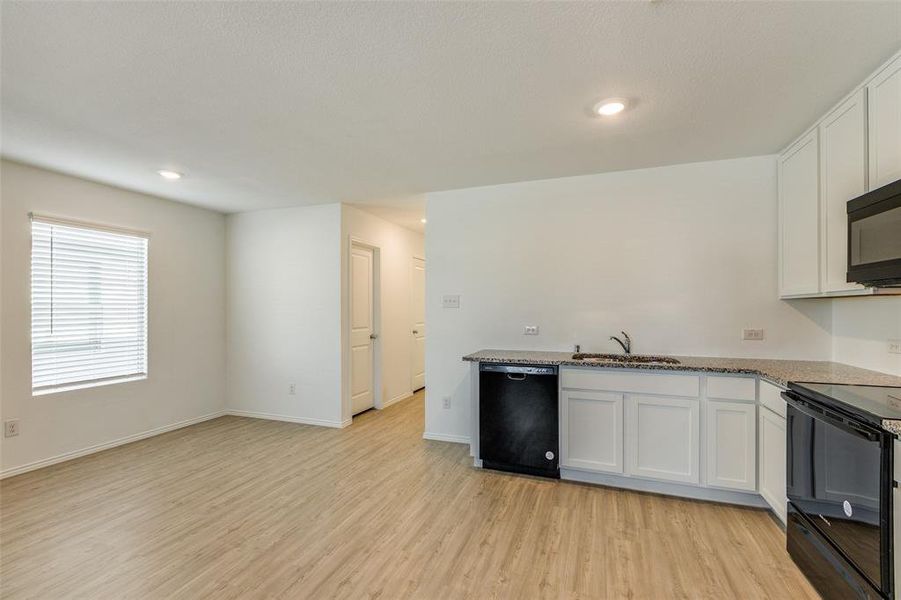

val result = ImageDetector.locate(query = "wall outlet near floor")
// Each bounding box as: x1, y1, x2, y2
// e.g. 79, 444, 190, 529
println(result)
442, 295, 460, 309
442, 396, 451, 409
889, 339, 901, 355
742, 328, 765, 341
4, 419, 20, 438
523, 325, 539, 335
288, 383, 296, 395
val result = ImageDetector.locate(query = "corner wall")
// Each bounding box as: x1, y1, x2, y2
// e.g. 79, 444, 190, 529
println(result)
226, 204, 344, 426
1, 160, 227, 476
424, 155, 835, 442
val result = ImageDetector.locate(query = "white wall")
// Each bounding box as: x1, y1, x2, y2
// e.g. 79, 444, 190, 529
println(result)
226, 204, 345, 426
340, 206, 424, 421
424, 155, 834, 441
0, 160, 227, 475
832, 297, 901, 376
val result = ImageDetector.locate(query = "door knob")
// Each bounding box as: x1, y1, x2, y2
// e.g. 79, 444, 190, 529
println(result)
370, 333, 378, 340
413, 330, 419, 334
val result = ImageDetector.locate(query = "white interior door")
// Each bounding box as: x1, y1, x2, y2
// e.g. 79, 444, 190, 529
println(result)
350, 245, 374, 415
411, 257, 425, 391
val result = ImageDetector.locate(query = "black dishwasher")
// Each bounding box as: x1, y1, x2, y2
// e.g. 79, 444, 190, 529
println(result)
479, 363, 559, 478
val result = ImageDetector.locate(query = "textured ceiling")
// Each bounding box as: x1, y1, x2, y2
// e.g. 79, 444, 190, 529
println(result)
2, 1, 900, 230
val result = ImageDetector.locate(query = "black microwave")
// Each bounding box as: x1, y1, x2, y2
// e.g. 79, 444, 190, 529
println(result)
847, 178, 901, 287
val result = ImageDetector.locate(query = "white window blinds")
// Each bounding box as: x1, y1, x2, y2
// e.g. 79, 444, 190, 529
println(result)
31, 217, 148, 394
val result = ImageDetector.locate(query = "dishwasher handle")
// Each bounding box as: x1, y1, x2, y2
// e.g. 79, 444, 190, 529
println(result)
479, 363, 558, 376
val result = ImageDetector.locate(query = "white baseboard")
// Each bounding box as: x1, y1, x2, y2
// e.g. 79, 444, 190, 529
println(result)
381, 392, 413, 409
226, 409, 349, 429
0, 410, 226, 480
423, 431, 471, 444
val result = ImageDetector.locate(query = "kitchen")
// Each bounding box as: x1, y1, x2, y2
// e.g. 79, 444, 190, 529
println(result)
427, 49, 901, 599
2, 3, 900, 598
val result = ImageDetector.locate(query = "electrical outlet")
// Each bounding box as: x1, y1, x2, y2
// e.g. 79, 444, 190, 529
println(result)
288, 383, 296, 395
442, 396, 451, 409
4, 419, 19, 438
523, 325, 539, 335
889, 339, 901, 355
442, 295, 460, 309
742, 328, 765, 341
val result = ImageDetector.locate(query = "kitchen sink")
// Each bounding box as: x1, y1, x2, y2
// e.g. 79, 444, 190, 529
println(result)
571, 353, 680, 365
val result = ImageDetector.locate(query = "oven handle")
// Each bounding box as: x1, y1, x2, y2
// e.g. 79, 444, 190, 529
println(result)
782, 392, 880, 442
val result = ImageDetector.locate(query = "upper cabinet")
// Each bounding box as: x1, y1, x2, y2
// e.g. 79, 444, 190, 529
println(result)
820, 89, 867, 294
868, 55, 901, 189
779, 50, 901, 299
779, 131, 821, 297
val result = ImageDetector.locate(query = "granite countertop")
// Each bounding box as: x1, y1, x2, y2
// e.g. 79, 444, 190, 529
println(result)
462, 349, 901, 388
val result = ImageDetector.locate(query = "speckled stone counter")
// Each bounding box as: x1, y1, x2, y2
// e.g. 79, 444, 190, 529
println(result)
462, 349, 901, 388
463, 349, 901, 433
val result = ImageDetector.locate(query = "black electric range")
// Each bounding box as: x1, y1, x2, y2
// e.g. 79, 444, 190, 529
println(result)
783, 382, 901, 599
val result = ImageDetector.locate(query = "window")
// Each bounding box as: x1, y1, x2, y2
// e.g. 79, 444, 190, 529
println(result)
31, 216, 148, 394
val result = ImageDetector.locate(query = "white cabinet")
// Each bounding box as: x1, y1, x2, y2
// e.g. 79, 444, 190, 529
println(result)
819, 89, 867, 293
706, 375, 756, 402
705, 400, 757, 491
779, 130, 821, 297
561, 390, 623, 474
626, 395, 700, 484
759, 405, 787, 523
868, 54, 901, 189
759, 380, 787, 418
777, 50, 901, 298
561, 369, 699, 397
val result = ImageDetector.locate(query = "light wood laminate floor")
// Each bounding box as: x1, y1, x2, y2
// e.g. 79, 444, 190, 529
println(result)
1, 391, 818, 599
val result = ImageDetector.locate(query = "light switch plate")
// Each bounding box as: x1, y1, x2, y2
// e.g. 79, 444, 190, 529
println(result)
742, 328, 765, 341
889, 339, 901, 355
442, 295, 460, 309
523, 326, 539, 335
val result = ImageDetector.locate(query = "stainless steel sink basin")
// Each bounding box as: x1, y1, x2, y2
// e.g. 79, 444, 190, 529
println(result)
571, 353, 680, 365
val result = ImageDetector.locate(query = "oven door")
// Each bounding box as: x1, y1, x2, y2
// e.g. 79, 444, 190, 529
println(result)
785, 393, 893, 596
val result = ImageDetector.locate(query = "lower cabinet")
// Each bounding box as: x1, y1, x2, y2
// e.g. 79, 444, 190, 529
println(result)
759, 405, 788, 523
705, 400, 757, 491
560, 369, 783, 510
561, 390, 624, 474
626, 395, 700, 484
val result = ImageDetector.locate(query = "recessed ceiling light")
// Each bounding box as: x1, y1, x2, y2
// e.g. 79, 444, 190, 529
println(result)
420, 218, 427, 224
594, 98, 628, 116
157, 170, 182, 180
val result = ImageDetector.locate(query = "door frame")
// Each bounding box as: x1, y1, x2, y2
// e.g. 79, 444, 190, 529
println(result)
344, 237, 382, 422
410, 254, 426, 392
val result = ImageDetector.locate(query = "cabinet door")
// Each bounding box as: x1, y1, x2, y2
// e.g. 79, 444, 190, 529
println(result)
561, 390, 623, 474
759, 406, 787, 523
779, 130, 821, 297
868, 55, 901, 189
626, 395, 699, 484
706, 400, 757, 491
820, 89, 867, 293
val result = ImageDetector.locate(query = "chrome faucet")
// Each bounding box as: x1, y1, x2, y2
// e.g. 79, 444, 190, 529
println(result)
610, 331, 632, 354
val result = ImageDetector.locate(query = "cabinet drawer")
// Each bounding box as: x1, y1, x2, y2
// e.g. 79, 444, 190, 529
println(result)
706, 375, 756, 402
561, 368, 699, 397
759, 380, 787, 418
